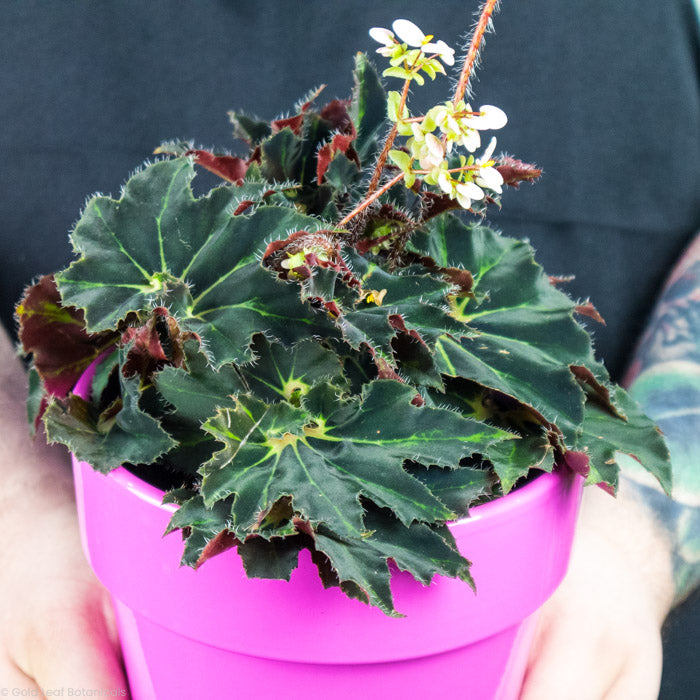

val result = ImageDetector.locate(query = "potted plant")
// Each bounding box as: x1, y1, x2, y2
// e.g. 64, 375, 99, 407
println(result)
16, 4, 670, 698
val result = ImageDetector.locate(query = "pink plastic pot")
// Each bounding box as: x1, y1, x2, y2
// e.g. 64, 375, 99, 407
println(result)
72, 367, 583, 700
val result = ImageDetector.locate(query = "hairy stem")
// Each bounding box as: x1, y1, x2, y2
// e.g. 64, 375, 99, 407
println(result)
453, 0, 501, 106
338, 172, 405, 227
366, 78, 411, 196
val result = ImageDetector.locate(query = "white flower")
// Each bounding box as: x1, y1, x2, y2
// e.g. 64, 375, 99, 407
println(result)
469, 105, 508, 130
480, 136, 498, 162
391, 19, 455, 65
436, 167, 484, 210
454, 181, 485, 209
454, 125, 481, 153
369, 26, 399, 57
411, 122, 424, 141
475, 166, 504, 193
475, 137, 504, 194
372, 19, 455, 81
369, 26, 395, 44
423, 39, 455, 65
429, 102, 482, 153
420, 133, 445, 168
437, 168, 453, 194
408, 128, 445, 170
391, 19, 427, 47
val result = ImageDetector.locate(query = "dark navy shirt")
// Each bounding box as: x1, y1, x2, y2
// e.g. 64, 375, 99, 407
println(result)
2, 1, 698, 380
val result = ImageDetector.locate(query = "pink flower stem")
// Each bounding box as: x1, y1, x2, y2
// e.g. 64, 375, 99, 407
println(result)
452, 0, 501, 106
366, 78, 411, 196
338, 172, 405, 227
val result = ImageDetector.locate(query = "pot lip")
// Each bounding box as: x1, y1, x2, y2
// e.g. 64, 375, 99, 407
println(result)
100, 462, 566, 527
78, 458, 581, 665
76, 354, 573, 529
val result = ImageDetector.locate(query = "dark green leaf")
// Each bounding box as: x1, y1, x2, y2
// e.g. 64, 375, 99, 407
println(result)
57, 159, 337, 366
155, 341, 244, 423
415, 216, 593, 438
229, 181, 296, 214
91, 354, 119, 407
26, 364, 43, 434
338, 253, 465, 356
349, 53, 387, 161
579, 386, 672, 494
44, 372, 176, 473
229, 112, 272, 145
164, 494, 236, 567
405, 463, 495, 516
237, 535, 304, 580
414, 217, 593, 364
362, 506, 472, 588
312, 507, 472, 616
433, 333, 584, 439
484, 434, 554, 493
240, 335, 345, 404
312, 524, 397, 615
323, 152, 362, 191
260, 128, 304, 183
392, 333, 444, 389
200, 380, 509, 539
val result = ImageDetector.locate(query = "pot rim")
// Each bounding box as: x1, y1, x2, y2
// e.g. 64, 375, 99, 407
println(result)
74, 456, 581, 663
75, 353, 567, 529
105, 461, 562, 527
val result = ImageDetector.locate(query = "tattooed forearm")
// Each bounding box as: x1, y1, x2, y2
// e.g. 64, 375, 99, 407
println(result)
622, 232, 700, 602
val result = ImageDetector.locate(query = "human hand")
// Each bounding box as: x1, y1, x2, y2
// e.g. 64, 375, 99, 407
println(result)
0, 323, 128, 697
0, 478, 128, 696
520, 482, 674, 699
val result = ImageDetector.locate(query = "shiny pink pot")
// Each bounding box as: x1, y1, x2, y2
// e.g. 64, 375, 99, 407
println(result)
72, 371, 583, 699
73, 462, 582, 699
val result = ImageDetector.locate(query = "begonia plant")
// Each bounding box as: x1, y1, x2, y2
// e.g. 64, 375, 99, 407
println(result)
17, 2, 671, 616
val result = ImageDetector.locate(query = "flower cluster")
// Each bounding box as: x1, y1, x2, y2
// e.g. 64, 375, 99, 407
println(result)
371, 19, 508, 210
369, 19, 455, 85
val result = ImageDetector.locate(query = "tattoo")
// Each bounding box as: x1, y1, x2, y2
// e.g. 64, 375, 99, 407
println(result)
622, 233, 700, 602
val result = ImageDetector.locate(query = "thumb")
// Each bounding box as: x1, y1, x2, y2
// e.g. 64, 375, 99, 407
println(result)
25, 585, 129, 697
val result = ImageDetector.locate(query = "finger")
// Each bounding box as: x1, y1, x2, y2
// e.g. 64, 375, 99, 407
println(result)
26, 592, 129, 695
520, 615, 615, 700
605, 633, 663, 700
0, 655, 41, 695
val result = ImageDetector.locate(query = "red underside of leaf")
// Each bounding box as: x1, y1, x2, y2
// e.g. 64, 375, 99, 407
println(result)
421, 191, 462, 219
233, 200, 255, 215
16, 275, 119, 399
186, 149, 248, 184
195, 530, 239, 569
596, 481, 616, 496
574, 300, 606, 325
319, 98, 354, 133
271, 113, 305, 135
570, 365, 625, 419
562, 449, 590, 478
317, 131, 360, 184
495, 156, 542, 188
122, 307, 197, 381
388, 314, 425, 346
